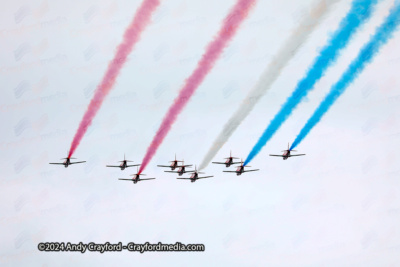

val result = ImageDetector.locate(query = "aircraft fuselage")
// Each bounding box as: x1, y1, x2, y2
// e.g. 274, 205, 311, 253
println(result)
63, 159, 70, 168
282, 150, 290, 160
225, 158, 233, 167
132, 175, 140, 184
235, 166, 244, 176
119, 161, 127, 170
170, 161, 178, 170
177, 166, 186, 176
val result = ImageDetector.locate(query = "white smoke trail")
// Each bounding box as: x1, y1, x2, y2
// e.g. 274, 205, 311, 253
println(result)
199, 0, 340, 170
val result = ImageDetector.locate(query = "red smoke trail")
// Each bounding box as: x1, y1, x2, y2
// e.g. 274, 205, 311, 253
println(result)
68, 0, 160, 158
138, 0, 256, 174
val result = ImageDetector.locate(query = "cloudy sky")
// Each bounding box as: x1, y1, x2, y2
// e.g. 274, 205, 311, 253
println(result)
1, 0, 400, 265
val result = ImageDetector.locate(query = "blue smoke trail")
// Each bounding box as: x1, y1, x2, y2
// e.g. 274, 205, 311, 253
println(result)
243, 0, 378, 166
291, 3, 400, 150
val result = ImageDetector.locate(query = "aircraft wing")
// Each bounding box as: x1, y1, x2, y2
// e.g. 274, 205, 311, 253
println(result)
70, 161, 86, 164
157, 165, 171, 167
139, 178, 155, 181
181, 164, 193, 167
231, 162, 241, 164
289, 154, 306, 157
49, 163, 64, 165
176, 178, 192, 180
243, 169, 259, 172
106, 165, 121, 167
126, 164, 141, 167
118, 178, 133, 181
197, 176, 213, 179
212, 162, 225, 164
164, 171, 178, 173
185, 170, 195, 173
269, 154, 284, 157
